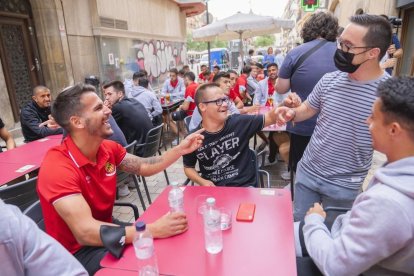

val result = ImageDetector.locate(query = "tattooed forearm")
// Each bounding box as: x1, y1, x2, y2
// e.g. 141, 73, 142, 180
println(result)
119, 153, 164, 175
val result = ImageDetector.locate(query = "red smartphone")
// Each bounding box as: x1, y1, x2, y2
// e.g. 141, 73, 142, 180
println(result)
236, 203, 256, 222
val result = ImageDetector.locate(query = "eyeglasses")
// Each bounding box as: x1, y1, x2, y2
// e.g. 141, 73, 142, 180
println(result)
336, 38, 375, 53
202, 97, 229, 106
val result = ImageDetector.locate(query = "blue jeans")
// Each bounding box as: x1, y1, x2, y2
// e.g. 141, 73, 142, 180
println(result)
293, 162, 359, 221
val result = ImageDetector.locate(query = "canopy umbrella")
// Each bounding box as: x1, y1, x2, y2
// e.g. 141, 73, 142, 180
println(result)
192, 12, 295, 62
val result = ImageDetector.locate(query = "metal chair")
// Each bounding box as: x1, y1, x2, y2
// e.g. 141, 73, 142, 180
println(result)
135, 123, 170, 204
23, 200, 44, 231
117, 141, 147, 210
250, 149, 270, 188
0, 177, 38, 211
184, 115, 192, 133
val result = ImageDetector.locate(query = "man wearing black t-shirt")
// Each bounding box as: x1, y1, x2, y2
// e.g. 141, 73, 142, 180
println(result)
183, 83, 278, 187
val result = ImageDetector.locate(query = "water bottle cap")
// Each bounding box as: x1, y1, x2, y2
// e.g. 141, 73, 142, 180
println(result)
135, 221, 146, 231
206, 197, 215, 205
171, 182, 179, 187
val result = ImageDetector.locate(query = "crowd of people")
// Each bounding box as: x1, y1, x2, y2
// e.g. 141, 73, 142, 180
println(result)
0, 11, 413, 276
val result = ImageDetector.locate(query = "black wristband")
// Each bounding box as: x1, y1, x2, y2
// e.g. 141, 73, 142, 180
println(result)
100, 225, 126, 259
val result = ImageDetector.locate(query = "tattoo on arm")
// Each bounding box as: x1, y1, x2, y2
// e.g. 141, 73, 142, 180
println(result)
118, 153, 163, 175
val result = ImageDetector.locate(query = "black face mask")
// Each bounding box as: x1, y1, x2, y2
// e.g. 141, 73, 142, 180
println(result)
334, 49, 360, 73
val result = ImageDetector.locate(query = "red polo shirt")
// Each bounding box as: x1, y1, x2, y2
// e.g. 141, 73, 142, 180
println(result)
184, 82, 199, 115
37, 136, 126, 254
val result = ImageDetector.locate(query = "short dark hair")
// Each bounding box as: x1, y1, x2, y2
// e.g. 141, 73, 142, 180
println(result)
255, 63, 264, 69
213, 65, 220, 70
183, 65, 190, 70
184, 71, 195, 82
301, 11, 338, 42
267, 63, 278, 70
377, 77, 414, 140
200, 64, 207, 69
169, 68, 178, 75
133, 71, 146, 81
33, 85, 49, 96
195, 83, 220, 107
227, 69, 238, 75
138, 77, 149, 88
102, 80, 125, 94
242, 66, 252, 74
52, 83, 96, 132
248, 49, 254, 55
350, 14, 392, 60
212, 71, 230, 83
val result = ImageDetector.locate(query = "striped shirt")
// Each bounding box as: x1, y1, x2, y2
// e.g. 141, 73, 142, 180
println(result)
300, 70, 390, 189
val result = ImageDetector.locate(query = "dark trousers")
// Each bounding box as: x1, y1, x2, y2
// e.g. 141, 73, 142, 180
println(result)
289, 133, 311, 172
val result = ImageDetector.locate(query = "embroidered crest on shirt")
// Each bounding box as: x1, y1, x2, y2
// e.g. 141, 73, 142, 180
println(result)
104, 162, 116, 176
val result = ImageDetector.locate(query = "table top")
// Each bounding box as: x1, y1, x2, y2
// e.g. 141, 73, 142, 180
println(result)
101, 186, 296, 276
161, 99, 183, 109
0, 135, 62, 185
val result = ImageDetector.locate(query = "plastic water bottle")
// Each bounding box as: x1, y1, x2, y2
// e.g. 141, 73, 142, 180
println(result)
203, 197, 223, 254
168, 182, 184, 213
133, 221, 159, 276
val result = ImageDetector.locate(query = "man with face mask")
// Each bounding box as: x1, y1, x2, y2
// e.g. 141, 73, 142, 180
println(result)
276, 14, 392, 222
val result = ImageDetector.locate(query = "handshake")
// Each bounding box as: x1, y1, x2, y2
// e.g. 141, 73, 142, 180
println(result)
275, 93, 302, 126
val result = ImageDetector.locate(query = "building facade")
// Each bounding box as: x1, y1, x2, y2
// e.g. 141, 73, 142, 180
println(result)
0, 0, 204, 128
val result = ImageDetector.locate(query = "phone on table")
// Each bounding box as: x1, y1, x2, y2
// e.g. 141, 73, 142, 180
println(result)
236, 203, 256, 222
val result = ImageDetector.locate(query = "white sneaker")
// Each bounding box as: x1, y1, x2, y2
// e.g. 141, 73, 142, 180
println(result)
281, 171, 291, 180
118, 184, 130, 197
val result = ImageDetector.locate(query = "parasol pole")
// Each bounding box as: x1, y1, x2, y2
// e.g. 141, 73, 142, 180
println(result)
238, 31, 244, 72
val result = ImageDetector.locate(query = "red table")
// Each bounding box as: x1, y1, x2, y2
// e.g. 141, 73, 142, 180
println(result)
101, 186, 296, 276
0, 135, 62, 185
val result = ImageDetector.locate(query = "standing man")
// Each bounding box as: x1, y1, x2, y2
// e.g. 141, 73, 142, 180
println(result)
276, 14, 392, 221
263, 47, 275, 77
37, 83, 204, 274
103, 81, 153, 148
20, 86, 63, 142
276, 11, 338, 175
0, 117, 16, 152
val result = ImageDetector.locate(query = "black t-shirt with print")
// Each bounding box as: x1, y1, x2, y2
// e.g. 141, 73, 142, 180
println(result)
183, 114, 264, 187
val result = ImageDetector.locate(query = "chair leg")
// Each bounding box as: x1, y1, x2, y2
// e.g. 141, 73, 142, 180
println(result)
290, 170, 295, 201
163, 169, 170, 185
141, 177, 152, 204
132, 175, 147, 211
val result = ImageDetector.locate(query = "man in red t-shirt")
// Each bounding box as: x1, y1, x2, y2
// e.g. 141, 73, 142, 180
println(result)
179, 71, 198, 116
228, 70, 244, 109
198, 64, 207, 82
37, 83, 204, 275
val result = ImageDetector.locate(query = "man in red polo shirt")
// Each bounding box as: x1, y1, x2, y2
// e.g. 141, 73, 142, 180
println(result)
37, 83, 204, 275
198, 64, 207, 82
179, 71, 199, 116
228, 70, 244, 109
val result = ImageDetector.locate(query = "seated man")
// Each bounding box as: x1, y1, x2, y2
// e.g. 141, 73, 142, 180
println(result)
161, 68, 185, 100
296, 77, 414, 275
20, 85, 63, 142
37, 83, 204, 275
183, 83, 278, 187
129, 75, 162, 126
189, 72, 241, 131
0, 117, 16, 152
103, 81, 153, 148
0, 199, 87, 275
179, 71, 199, 116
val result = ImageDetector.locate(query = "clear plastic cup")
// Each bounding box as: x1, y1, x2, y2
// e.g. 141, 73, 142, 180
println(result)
219, 208, 232, 230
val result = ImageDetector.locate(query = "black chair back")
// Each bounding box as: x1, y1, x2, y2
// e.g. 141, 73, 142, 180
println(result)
136, 123, 163, 158
0, 177, 38, 211
23, 200, 44, 231
184, 116, 192, 133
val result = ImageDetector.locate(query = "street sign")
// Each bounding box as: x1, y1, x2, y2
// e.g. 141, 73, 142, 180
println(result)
301, 0, 319, 12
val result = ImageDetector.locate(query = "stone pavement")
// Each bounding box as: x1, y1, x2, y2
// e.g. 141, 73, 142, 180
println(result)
112, 136, 386, 223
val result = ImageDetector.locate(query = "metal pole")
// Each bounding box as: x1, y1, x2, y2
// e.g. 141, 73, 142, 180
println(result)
206, 0, 211, 70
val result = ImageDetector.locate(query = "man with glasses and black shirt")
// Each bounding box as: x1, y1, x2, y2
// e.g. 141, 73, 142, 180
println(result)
276, 14, 392, 221
183, 83, 278, 187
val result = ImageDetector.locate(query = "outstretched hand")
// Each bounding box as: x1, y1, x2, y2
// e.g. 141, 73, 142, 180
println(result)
39, 115, 60, 129
177, 128, 205, 155
274, 106, 295, 126
306, 203, 326, 219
